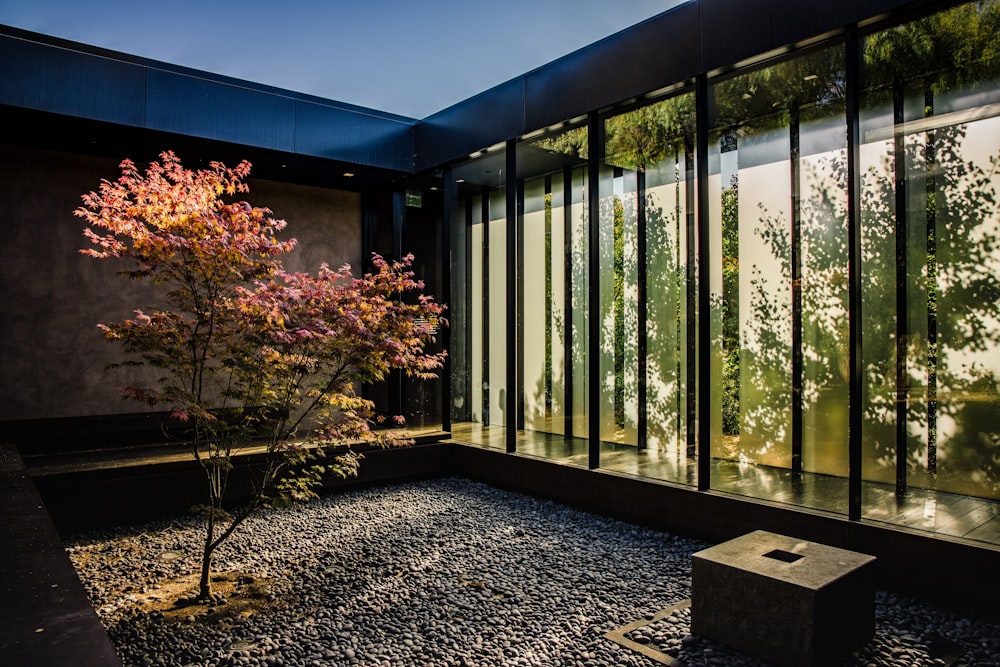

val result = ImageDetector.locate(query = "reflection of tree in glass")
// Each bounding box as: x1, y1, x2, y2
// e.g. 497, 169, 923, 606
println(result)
864, 0, 1000, 479
605, 98, 695, 171
613, 195, 626, 428
740, 154, 849, 463
544, 192, 554, 413
741, 124, 1000, 495
597, 193, 631, 436
644, 184, 686, 448
711, 45, 848, 463
713, 50, 846, 137
864, 2, 1000, 97
721, 178, 740, 437
600, 94, 697, 445
862, 126, 1000, 496
521, 170, 589, 438
534, 127, 588, 159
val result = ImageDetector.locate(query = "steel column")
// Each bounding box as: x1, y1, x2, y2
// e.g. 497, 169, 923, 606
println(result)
588, 112, 602, 469
441, 166, 454, 432
696, 73, 712, 491
506, 141, 518, 453
846, 28, 864, 521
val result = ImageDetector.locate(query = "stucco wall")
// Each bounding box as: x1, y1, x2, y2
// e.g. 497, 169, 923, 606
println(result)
0, 144, 361, 421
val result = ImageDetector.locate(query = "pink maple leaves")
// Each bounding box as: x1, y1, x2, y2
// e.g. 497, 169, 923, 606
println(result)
76, 150, 445, 446
76, 151, 447, 597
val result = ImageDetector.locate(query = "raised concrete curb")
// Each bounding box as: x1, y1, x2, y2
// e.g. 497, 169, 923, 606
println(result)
0, 444, 122, 666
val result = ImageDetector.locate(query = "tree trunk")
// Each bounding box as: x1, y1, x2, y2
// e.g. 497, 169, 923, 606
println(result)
199, 512, 215, 600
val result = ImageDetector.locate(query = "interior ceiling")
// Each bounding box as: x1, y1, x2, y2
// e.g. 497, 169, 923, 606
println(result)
451, 144, 584, 189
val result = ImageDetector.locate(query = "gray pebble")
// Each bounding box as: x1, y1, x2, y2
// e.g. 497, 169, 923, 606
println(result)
66, 478, 1000, 667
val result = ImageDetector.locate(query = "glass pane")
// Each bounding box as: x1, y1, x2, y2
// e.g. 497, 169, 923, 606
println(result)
568, 167, 590, 440
450, 147, 508, 449
449, 194, 470, 424
800, 99, 850, 478
709, 45, 849, 511
522, 176, 552, 432
861, 1, 1000, 534
598, 165, 640, 447
600, 92, 698, 484
514, 124, 589, 465
488, 188, 507, 427
470, 195, 484, 424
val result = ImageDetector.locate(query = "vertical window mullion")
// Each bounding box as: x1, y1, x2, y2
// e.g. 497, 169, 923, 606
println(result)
564, 166, 575, 439
637, 169, 648, 450
442, 166, 454, 432
696, 73, 712, 491
588, 112, 602, 469
506, 141, 518, 453
482, 189, 491, 427
893, 77, 909, 497
790, 102, 804, 475
846, 28, 864, 521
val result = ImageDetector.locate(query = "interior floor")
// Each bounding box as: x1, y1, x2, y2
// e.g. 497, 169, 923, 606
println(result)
449, 422, 1000, 547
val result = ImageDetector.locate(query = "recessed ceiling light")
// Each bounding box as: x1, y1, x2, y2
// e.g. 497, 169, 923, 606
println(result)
456, 178, 465, 183
343, 172, 355, 177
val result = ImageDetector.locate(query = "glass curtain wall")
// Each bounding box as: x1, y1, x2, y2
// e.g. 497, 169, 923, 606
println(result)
516, 125, 589, 461
450, 146, 508, 449
708, 45, 850, 511
859, 1, 1000, 520
597, 147, 640, 448
446, 0, 1000, 539
599, 92, 699, 484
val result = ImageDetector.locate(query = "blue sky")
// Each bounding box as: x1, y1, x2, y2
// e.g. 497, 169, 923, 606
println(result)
0, 0, 686, 119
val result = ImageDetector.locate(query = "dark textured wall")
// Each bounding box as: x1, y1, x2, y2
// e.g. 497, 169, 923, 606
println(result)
0, 144, 361, 421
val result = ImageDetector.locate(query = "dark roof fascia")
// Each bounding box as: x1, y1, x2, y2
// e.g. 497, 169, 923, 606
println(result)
0, 24, 418, 174
413, 0, 934, 172
1, 0, 954, 178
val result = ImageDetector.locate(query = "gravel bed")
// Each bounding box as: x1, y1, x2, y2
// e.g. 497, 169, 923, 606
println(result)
66, 477, 1000, 667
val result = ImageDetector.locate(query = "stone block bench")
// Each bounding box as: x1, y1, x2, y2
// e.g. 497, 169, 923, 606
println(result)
691, 530, 876, 667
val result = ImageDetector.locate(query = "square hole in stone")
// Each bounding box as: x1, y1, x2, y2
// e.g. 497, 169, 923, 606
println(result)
763, 549, 804, 563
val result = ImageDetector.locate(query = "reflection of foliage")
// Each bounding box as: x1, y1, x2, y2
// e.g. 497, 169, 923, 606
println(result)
736, 118, 1000, 493
722, 348, 741, 436
744, 154, 851, 463
721, 177, 740, 436
713, 48, 846, 138
597, 190, 632, 439
613, 196, 625, 427
521, 167, 588, 438
644, 154, 691, 451
599, 93, 697, 446
605, 96, 696, 172
712, 45, 849, 461
862, 0, 1000, 481
861, 125, 1000, 496
534, 126, 589, 160
721, 178, 740, 352
544, 192, 553, 411
864, 1, 1000, 95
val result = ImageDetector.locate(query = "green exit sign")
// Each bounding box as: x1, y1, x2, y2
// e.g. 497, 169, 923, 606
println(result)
405, 192, 422, 208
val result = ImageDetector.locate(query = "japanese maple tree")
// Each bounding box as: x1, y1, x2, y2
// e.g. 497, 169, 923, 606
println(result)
77, 151, 445, 599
